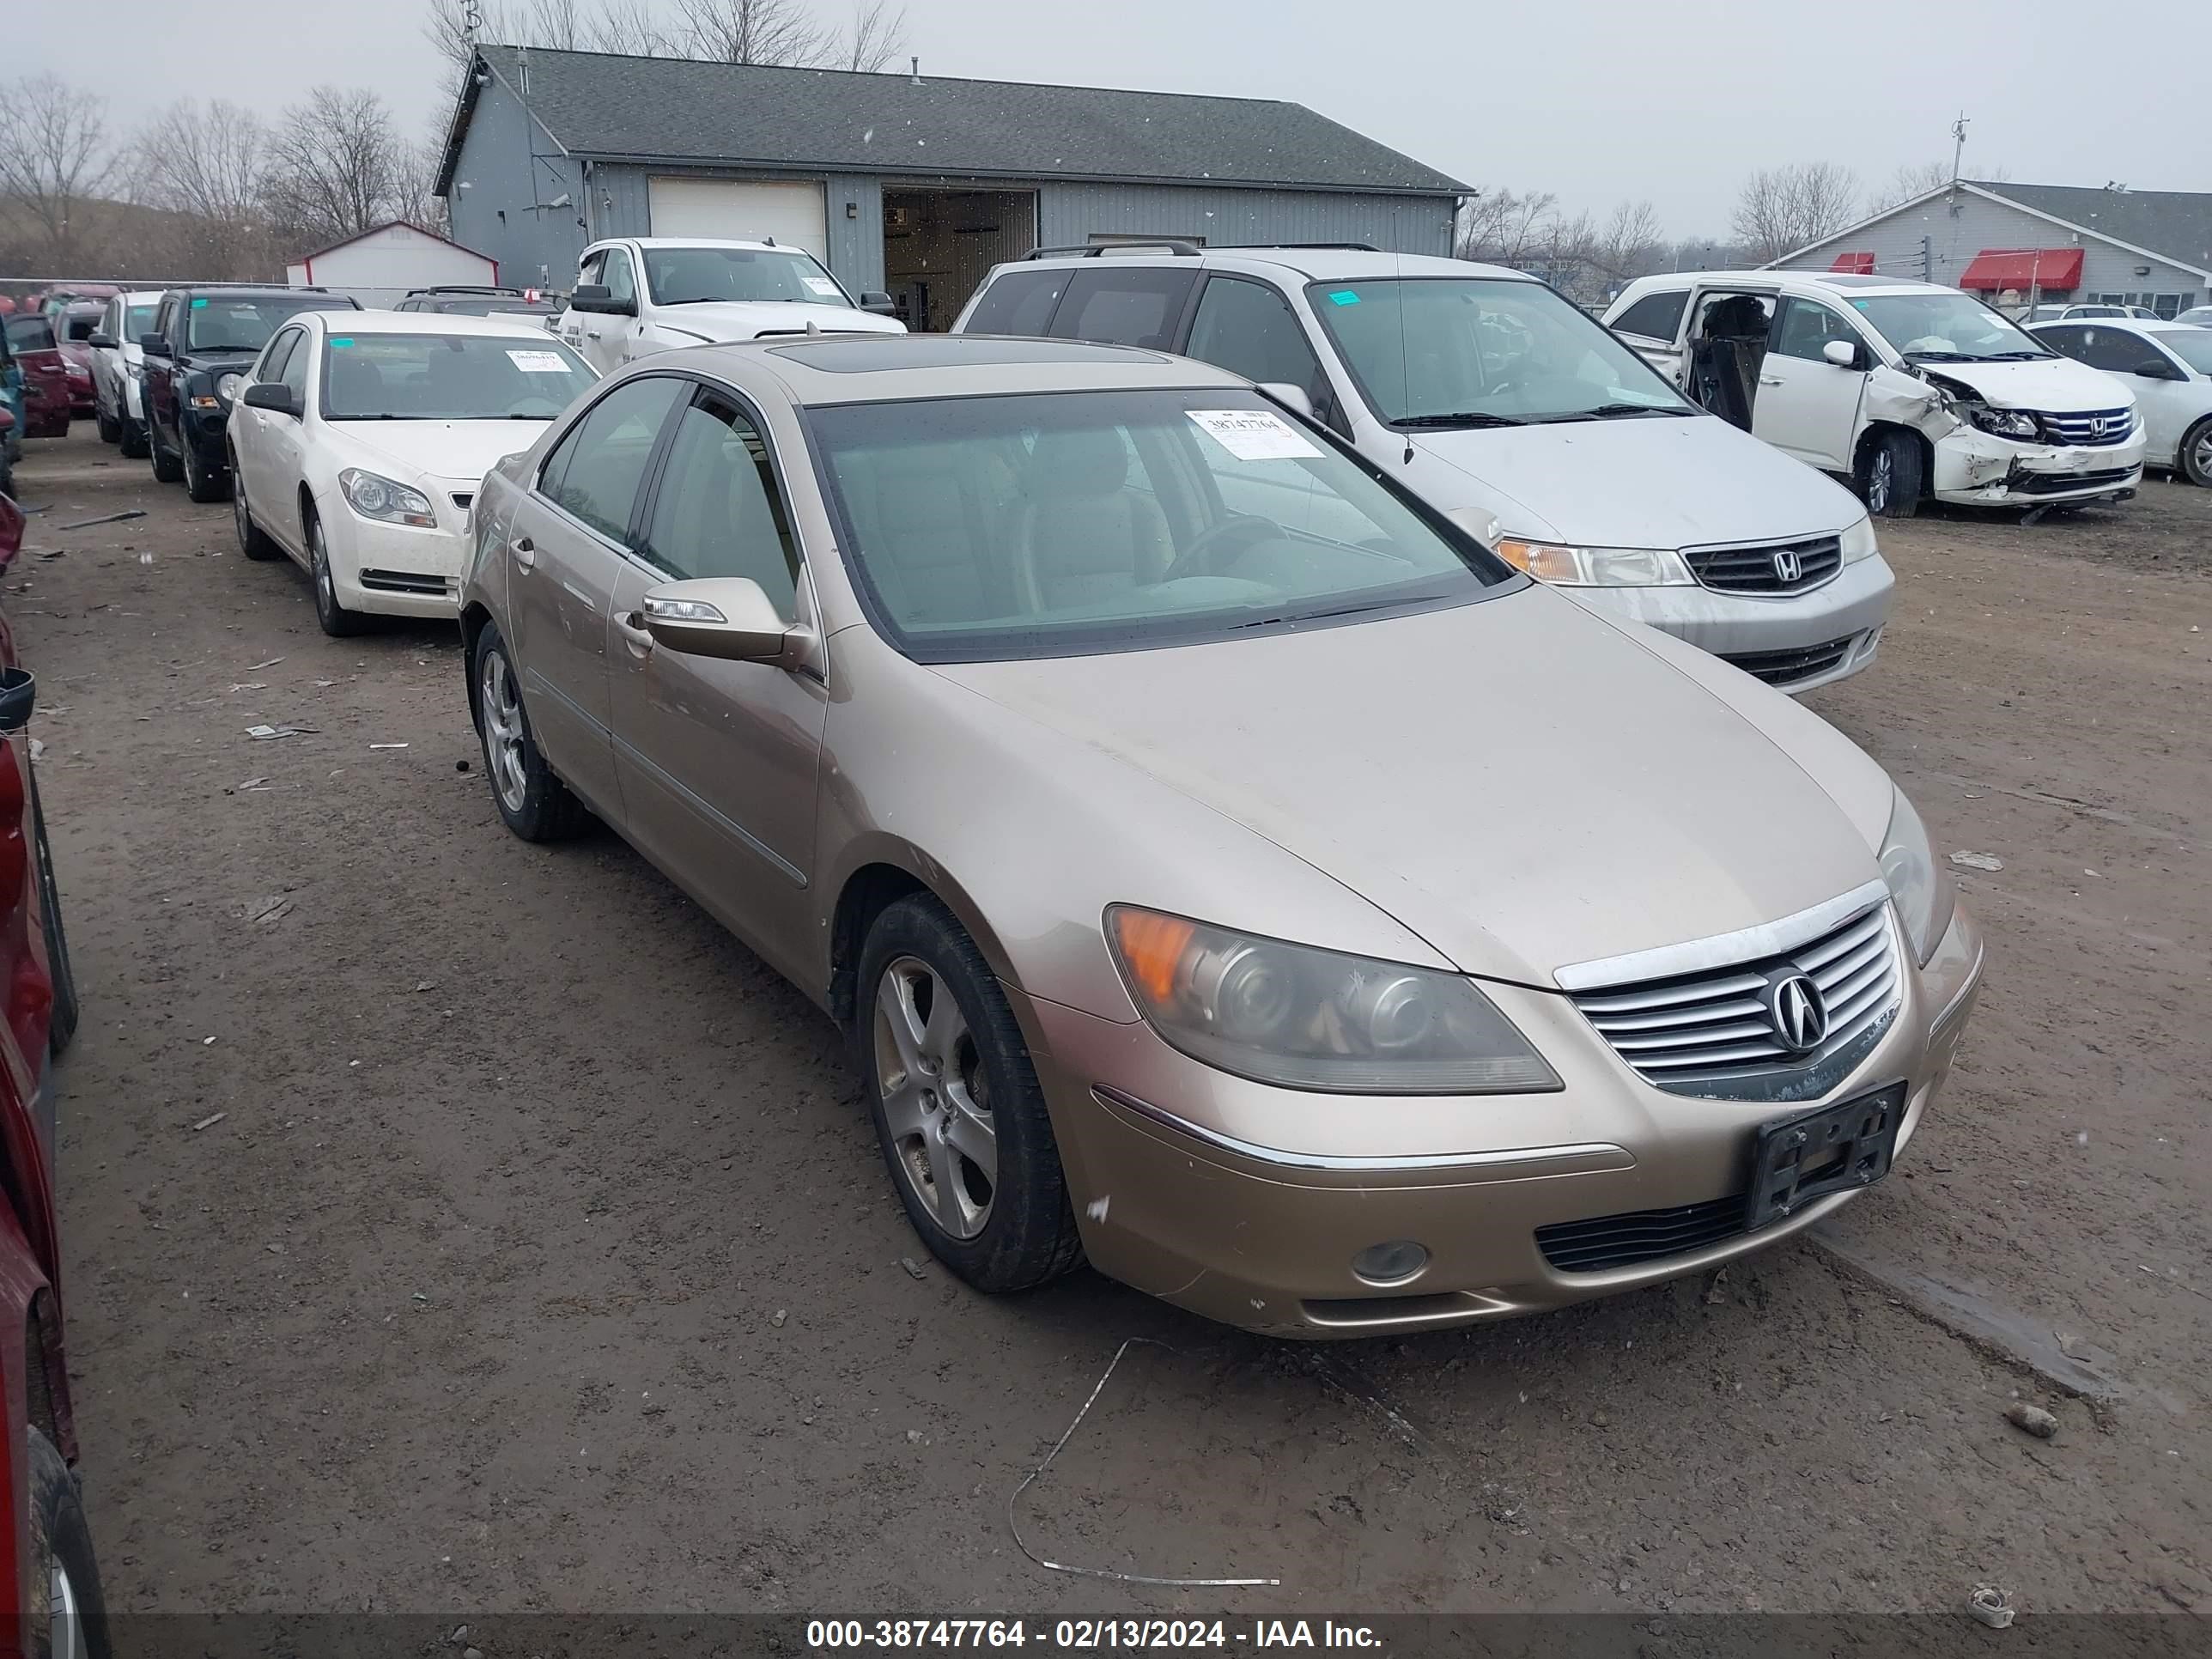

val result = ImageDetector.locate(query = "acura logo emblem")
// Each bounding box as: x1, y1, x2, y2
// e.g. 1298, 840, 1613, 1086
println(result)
1772, 548, 1803, 584
1768, 973, 1828, 1053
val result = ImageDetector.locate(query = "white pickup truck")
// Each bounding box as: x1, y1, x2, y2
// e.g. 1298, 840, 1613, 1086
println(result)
556, 236, 904, 374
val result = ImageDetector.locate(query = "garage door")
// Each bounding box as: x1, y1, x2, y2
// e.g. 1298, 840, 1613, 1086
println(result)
647, 178, 829, 260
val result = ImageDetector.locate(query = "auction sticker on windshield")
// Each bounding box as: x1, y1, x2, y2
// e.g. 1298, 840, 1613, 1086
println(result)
803, 276, 842, 297
1186, 408, 1322, 461
506, 349, 573, 374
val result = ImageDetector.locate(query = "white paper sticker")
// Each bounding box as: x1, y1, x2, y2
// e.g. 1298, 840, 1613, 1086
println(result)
802, 276, 842, 297
1185, 408, 1322, 461
506, 349, 573, 374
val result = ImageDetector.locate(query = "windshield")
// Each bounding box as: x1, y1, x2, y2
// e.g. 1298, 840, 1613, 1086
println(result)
320, 332, 595, 421
810, 387, 1513, 662
186, 295, 355, 352
2159, 331, 2212, 375
1306, 276, 1695, 425
1846, 293, 2054, 362
642, 246, 852, 307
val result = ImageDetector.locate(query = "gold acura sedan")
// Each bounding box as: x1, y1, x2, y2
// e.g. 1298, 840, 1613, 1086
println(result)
459, 336, 1983, 1337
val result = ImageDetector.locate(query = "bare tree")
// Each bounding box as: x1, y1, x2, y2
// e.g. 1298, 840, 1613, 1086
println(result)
0, 74, 115, 264
1455, 188, 1560, 267
1730, 162, 1859, 264
131, 100, 267, 222
676, 0, 827, 63
261, 86, 410, 254
1585, 199, 1666, 286
837, 0, 907, 70
1866, 161, 1951, 215
587, 0, 687, 52
423, 0, 508, 74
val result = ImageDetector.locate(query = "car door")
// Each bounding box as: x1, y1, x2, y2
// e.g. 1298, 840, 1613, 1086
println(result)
570, 246, 640, 375
504, 373, 689, 819
2095, 331, 2191, 465
604, 380, 828, 978
90, 298, 121, 416
1752, 295, 1868, 469
262, 327, 318, 554
231, 325, 295, 518
557, 251, 603, 362
143, 295, 182, 447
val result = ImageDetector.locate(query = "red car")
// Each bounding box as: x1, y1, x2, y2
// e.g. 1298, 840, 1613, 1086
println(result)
54, 310, 101, 422
0, 491, 102, 1659
2, 319, 69, 441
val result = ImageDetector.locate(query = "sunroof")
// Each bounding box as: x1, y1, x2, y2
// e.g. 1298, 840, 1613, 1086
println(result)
765, 336, 1161, 373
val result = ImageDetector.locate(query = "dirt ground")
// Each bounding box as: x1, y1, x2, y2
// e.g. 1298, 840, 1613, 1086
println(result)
10, 426, 2211, 1619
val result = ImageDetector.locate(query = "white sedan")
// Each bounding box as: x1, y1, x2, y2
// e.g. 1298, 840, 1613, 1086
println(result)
228, 310, 597, 634
2033, 319, 2212, 486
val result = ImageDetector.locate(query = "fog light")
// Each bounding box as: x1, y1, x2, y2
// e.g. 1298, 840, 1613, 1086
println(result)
1351, 1240, 1429, 1285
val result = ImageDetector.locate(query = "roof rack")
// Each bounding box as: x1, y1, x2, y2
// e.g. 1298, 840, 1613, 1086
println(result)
1024, 241, 1202, 260
1210, 242, 1381, 252
405, 284, 525, 296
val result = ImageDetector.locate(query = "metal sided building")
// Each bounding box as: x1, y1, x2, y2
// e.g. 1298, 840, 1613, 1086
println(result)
1766, 179, 2212, 317
434, 46, 1468, 331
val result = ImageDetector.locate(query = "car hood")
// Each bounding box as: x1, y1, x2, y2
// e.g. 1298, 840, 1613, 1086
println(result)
933, 588, 1887, 986
1407, 415, 1863, 547
333, 421, 544, 488
1915, 355, 2135, 410
647, 301, 906, 342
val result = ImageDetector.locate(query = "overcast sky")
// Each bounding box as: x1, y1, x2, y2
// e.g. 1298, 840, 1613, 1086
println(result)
22, 0, 2205, 234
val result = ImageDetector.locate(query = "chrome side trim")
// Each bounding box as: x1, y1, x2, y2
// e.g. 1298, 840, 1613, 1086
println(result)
1553, 878, 1892, 993
1090, 1084, 1632, 1175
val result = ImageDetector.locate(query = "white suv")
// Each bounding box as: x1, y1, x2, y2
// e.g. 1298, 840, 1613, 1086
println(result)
556, 238, 904, 375
956, 244, 1892, 694
1606, 270, 2147, 517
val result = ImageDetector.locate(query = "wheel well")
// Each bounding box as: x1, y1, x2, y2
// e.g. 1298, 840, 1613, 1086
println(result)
24, 1298, 58, 1445
1855, 421, 1930, 479
459, 604, 492, 720
828, 864, 928, 1029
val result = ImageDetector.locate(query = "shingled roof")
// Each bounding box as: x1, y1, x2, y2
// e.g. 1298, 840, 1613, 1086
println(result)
441, 46, 1467, 198
1970, 180, 2212, 274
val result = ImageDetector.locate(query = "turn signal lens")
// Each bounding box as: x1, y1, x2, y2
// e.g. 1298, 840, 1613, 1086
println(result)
1492, 538, 1696, 587
1109, 908, 1195, 1003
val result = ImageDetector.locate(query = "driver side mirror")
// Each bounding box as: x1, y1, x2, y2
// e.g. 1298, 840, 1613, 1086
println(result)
570, 283, 636, 317
637, 578, 807, 665
87, 332, 116, 350
1255, 381, 1316, 422
242, 382, 300, 417
858, 291, 897, 316
2133, 356, 2185, 380
140, 333, 171, 357
1822, 339, 1870, 371
0, 668, 34, 735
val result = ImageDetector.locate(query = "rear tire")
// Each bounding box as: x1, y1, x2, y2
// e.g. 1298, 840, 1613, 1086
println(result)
29, 769, 76, 1058
307, 513, 368, 637
857, 894, 1083, 1294
471, 622, 591, 842
27, 1427, 114, 1659
1859, 428, 1923, 519
230, 455, 282, 561
149, 422, 182, 484
2180, 417, 2212, 489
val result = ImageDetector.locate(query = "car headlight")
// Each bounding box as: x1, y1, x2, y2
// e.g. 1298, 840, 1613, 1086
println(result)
216, 372, 244, 402
1965, 404, 2039, 441
1105, 906, 1561, 1094
337, 468, 437, 528
1839, 516, 1879, 565
1879, 787, 1955, 967
124, 360, 143, 380
1492, 536, 1695, 586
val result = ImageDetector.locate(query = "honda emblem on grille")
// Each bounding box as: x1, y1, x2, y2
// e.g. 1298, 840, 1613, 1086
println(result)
1771, 548, 1803, 584
1767, 973, 1828, 1053
2088, 416, 2108, 439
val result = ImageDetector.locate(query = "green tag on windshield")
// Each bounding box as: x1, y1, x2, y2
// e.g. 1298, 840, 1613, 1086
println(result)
1328, 290, 1362, 306
191, 297, 208, 307
330, 337, 355, 348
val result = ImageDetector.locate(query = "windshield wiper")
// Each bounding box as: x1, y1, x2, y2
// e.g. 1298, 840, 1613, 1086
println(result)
1978, 349, 2056, 361
1533, 403, 1692, 422
1903, 350, 1978, 362
1392, 411, 1528, 428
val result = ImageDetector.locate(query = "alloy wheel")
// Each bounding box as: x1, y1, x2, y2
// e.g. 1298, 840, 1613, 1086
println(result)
477, 647, 530, 815
1869, 449, 1892, 513
51, 1558, 86, 1659
2193, 428, 2212, 482
874, 956, 996, 1239
232, 471, 251, 550
313, 524, 336, 614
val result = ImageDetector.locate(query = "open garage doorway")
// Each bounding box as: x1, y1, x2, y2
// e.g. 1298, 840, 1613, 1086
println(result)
881, 188, 1037, 331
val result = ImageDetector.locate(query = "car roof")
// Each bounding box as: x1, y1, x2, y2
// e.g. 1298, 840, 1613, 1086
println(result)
591, 236, 797, 253
690, 333, 1247, 405
297, 307, 576, 338
1620, 269, 1953, 298
1014, 246, 1528, 284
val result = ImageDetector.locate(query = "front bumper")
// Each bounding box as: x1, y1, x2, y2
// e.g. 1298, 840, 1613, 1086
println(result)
1024, 901, 1983, 1338
1565, 553, 1893, 694
182, 403, 237, 465
1930, 427, 2147, 506
321, 500, 468, 619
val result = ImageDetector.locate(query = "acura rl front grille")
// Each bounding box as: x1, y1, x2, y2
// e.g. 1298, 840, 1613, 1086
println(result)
1569, 901, 1901, 1100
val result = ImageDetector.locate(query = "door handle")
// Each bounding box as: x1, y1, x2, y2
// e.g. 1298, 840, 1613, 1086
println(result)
1758, 374, 1784, 386
586, 328, 602, 341
615, 611, 655, 656
512, 535, 537, 572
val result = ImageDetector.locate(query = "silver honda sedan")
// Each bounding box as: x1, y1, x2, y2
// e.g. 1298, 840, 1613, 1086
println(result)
460, 335, 1983, 1338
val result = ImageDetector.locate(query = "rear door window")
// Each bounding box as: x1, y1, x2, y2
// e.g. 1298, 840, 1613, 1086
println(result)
1610, 289, 1687, 343
962, 269, 1070, 337
1048, 267, 1198, 349
1185, 276, 1328, 404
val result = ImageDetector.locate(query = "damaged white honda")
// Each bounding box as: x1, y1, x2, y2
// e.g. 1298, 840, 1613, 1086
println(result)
1606, 271, 2147, 518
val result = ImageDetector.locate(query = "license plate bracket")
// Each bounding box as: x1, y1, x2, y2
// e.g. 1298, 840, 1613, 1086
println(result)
1744, 1082, 1905, 1231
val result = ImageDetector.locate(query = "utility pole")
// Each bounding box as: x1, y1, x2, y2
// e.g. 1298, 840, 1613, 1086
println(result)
1950, 112, 1970, 185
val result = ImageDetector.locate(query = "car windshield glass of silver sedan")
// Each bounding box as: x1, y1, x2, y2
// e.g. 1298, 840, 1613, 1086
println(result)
2157, 331, 2212, 375
1846, 293, 2054, 362
810, 387, 1512, 661
642, 246, 852, 307
320, 333, 596, 421
1307, 277, 1696, 426
185, 296, 354, 352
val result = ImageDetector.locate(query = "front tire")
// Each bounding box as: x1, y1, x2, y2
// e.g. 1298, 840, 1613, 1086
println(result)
27, 1427, 114, 1659
471, 623, 590, 842
1859, 428, 1923, 519
94, 402, 118, 445
858, 895, 1083, 1293
118, 416, 148, 460
149, 422, 182, 484
230, 456, 282, 561
2179, 417, 2212, 489
181, 439, 228, 503
306, 513, 367, 637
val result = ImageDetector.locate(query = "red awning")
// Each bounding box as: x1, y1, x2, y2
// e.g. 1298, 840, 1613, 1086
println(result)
1829, 252, 1876, 274
1958, 247, 2083, 291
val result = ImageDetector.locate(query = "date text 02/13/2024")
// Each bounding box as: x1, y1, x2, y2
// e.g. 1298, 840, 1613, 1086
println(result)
805, 1620, 1384, 1650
